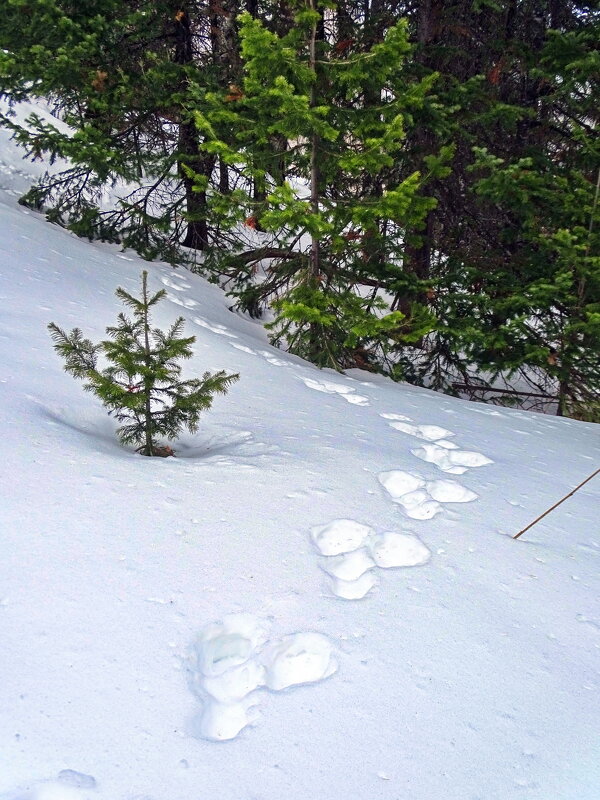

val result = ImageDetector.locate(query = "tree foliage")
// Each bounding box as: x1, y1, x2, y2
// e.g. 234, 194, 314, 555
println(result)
401, 0, 600, 410
0, 0, 233, 258
189, 9, 446, 370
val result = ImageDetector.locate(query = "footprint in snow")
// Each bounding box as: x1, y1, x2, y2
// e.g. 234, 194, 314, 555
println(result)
228, 343, 290, 367
370, 531, 431, 568
386, 421, 455, 442
310, 519, 431, 600
427, 479, 479, 503
377, 470, 478, 520
468, 407, 505, 417
230, 343, 257, 355
299, 377, 369, 406
311, 518, 373, 556
260, 632, 338, 690
189, 613, 338, 741
166, 293, 198, 309
380, 414, 492, 476
410, 443, 493, 474
329, 570, 379, 601
259, 350, 289, 367
161, 275, 191, 291
377, 471, 442, 520
192, 316, 237, 338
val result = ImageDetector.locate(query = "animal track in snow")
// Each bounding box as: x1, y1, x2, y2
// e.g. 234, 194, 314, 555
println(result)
330, 570, 379, 600
310, 519, 431, 599
299, 377, 369, 406
161, 275, 191, 291
411, 443, 493, 474
189, 613, 338, 741
166, 293, 199, 309
229, 343, 290, 366
379, 414, 491, 479
260, 632, 338, 690
434, 439, 459, 450
311, 518, 373, 556
320, 547, 376, 581
192, 316, 237, 338
426, 479, 478, 503
370, 531, 431, 568
377, 471, 478, 519
258, 350, 289, 367
468, 407, 505, 417
377, 471, 442, 520
384, 418, 455, 442
230, 343, 256, 355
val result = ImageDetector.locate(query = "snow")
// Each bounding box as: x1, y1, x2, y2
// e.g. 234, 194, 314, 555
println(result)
1, 103, 600, 800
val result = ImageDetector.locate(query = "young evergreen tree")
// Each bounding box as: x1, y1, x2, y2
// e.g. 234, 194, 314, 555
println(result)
48, 271, 239, 456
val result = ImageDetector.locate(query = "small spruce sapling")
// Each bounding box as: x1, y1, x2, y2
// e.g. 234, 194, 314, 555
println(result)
48, 271, 239, 456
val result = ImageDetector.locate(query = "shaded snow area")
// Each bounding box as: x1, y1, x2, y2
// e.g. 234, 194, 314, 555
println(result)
1, 111, 600, 800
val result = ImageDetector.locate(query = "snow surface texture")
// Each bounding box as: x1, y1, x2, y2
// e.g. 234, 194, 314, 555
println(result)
1, 101, 600, 800
0, 772, 97, 800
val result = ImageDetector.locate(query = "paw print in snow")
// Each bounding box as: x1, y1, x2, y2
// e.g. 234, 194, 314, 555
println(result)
189, 614, 338, 741
310, 519, 431, 600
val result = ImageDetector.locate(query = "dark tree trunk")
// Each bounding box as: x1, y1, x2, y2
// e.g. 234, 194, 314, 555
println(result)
173, 8, 212, 250
219, 158, 230, 194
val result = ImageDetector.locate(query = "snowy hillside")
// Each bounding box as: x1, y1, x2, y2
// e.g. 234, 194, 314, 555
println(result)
1, 112, 599, 800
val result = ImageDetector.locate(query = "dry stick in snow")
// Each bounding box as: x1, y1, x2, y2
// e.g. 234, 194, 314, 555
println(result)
513, 468, 600, 539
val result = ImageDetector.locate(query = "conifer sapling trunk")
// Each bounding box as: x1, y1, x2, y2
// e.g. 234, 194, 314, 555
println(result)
48, 271, 239, 456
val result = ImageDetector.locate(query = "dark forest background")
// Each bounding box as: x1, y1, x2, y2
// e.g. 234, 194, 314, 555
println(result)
1, 1, 598, 416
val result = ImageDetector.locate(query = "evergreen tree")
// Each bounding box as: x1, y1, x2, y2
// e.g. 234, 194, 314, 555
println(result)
400, 0, 600, 409
0, 1, 233, 259
48, 271, 239, 456
192, 6, 446, 373
465, 12, 600, 415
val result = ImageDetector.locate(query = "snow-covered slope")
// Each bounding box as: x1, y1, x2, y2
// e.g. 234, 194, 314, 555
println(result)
1, 114, 599, 800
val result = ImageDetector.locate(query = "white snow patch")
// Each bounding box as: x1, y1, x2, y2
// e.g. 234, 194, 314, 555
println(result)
435, 439, 459, 449
1, 102, 599, 800
193, 613, 269, 679
377, 471, 443, 519
192, 316, 237, 337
